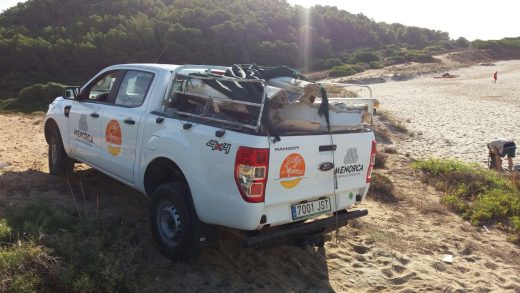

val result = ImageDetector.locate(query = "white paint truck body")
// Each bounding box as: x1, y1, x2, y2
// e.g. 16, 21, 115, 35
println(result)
44, 64, 375, 259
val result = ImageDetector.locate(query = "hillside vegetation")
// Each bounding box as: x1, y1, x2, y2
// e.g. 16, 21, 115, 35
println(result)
0, 0, 464, 101
473, 37, 520, 59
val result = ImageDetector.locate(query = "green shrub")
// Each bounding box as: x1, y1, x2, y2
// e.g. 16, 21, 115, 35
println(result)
352, 63, 367, 73
512, 216, 520, 232
414, 158, 520, 239
1, 82, 66, 113
324, 57, 343, 68
310, 58, 327, 71
351, 49, 380, 63
18, 82, 65, 108
386, 55, 406, 65
381, 46, 400, 57
403, 50, 436, 63
472, 37, 520, 59
441, 193, 468, 214
340, 53, 352, 63
455, 37, 471, 48
0, 98, 19, 113
470, 188, 519, 225
423, 45, 443, 54
412, 158, 477, 177
329, 65, 357, 77
368, 61, 384, 69
0, 218, 12, 239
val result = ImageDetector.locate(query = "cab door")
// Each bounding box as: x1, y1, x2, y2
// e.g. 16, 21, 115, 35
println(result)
68, 70, 122, 167
98, 70, 155, 184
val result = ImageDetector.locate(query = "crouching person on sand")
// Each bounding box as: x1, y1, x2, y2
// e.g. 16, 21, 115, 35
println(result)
487, 139, 516, 172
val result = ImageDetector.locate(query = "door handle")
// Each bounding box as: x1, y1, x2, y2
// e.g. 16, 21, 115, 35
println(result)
90, 112, 99, 118
64, 105, 71, 117
319, 144, 337, 152
124, 118, 135, 125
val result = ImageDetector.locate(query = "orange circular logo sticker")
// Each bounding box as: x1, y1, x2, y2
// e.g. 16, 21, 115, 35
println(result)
106, 120, 122, 156
280, 153, 305, 189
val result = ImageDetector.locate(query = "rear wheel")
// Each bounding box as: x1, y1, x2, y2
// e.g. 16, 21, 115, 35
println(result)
48, 126, 74, 176
150, 182, 193, 261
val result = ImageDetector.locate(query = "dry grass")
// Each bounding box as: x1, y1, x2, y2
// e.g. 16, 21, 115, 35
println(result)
374, 152, 387, 169
2, 201, 145, 292
383, 146, 397, 154
511, 172, 520, 191
368, 172, 397, 203
305, 70, 330, 81
373, 127, 392, 144
416, 200, 450, 215
322, 84, 359, 97
361, 223, 408, 254
378, 109, 408, 133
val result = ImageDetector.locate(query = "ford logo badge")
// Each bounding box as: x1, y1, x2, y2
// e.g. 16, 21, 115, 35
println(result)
318, 162, 334, 171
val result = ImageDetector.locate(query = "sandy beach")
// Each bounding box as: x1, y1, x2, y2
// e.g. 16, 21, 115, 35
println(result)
1, 59, 520, 292
371, 60, 520, 165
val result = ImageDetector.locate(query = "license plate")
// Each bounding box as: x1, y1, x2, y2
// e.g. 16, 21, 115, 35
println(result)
291, 198, 331, 220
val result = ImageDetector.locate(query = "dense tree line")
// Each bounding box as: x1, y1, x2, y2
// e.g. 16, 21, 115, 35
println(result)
473, 37, 520, 59
0, 0, 456, 99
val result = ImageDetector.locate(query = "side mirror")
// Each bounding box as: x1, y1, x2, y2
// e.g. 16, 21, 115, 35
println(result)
63, 86, 80, 100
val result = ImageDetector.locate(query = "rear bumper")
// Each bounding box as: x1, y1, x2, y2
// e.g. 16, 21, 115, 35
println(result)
242, 209, 368, 247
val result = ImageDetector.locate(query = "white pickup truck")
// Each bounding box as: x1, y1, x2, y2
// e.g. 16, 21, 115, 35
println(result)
44, 63, 376, 260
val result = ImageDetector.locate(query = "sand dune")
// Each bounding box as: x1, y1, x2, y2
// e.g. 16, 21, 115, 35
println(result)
1, 60, 520, 291
371, 60, 520, 165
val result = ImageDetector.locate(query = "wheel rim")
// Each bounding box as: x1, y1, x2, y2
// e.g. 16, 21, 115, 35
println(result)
50, 143, 58, 165
156, 200, 183, 246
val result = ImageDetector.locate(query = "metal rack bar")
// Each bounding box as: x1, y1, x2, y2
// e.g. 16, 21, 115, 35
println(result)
165, 109, 258, 130
172, 91, 263, 107
167, 74, 267, 131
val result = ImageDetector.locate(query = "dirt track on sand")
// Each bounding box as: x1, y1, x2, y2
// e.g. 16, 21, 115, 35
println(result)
0, 63, 520, 292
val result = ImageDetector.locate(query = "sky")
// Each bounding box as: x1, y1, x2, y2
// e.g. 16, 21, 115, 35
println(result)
1, 0, 518, 41
287, 0, 519, 41
0, 0, 24, 12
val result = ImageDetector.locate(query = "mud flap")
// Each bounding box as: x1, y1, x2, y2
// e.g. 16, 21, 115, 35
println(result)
186, 189, 220, 255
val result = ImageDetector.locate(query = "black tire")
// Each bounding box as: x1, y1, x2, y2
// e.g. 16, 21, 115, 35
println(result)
150, 182, 193, 261
48, 126, 74, 176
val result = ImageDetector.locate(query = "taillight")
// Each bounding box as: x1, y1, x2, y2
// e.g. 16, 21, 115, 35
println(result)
235, 147, 269, 203
366, 140, 377, 183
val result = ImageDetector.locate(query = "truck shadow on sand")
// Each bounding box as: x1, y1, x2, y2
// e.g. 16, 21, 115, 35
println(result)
0, 167, 335, 292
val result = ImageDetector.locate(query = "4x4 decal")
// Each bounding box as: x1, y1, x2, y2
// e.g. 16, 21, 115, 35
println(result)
206, 140, 231, 154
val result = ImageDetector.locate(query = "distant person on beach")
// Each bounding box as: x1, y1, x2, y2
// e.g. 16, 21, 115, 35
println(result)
493, 71, 498, 83
487, 138, 515, 172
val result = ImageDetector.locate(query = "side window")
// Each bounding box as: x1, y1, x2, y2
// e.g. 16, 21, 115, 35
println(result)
114, 71, 154, 107
83, 71, 121, 103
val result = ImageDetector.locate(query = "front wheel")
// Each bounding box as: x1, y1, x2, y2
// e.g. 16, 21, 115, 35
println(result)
48, 126, 74, 176
150, 182, 193, 261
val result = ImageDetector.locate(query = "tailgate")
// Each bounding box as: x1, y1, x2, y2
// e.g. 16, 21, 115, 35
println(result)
265, 135, 334, 206
332, 132, 375, 191
264, 132, 374, 207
